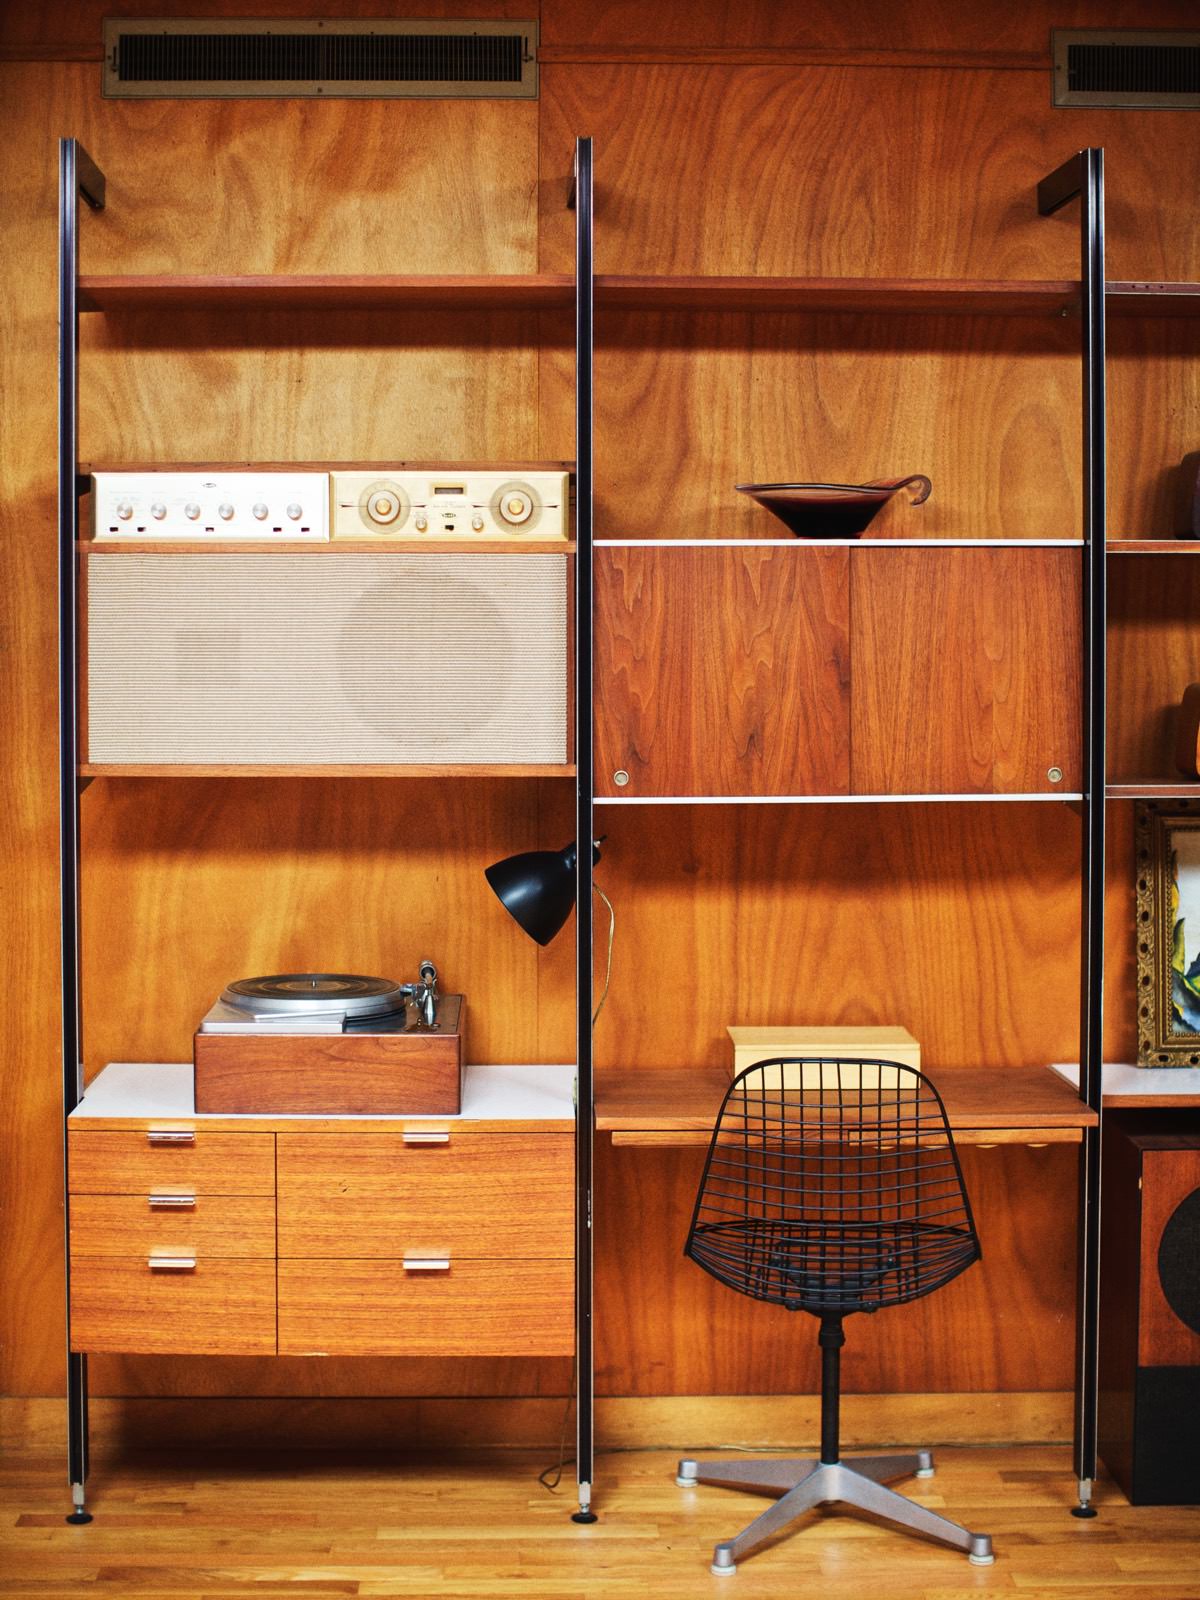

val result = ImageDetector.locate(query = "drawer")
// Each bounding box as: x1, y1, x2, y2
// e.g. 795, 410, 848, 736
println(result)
278, 1257, 573, 1356
69, 1257, 276, 1355
69, 1193, 275, 1257
277, 1132, 572, 1259
68, 1130, 275, 1196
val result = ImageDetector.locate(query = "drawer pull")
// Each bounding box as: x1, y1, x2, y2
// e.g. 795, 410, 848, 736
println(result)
148, 1193, 196, 1209
146, 1129, 195, 1147
147, 1255, 196, 1272
402, 1130, 450, 1145
402, 1256, 450, 1272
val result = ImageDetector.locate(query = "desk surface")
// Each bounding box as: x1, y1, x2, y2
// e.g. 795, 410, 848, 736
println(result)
595, 1066, 1096, 1145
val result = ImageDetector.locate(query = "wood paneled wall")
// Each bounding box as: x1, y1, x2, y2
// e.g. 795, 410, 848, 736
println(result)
2, 1, 1197, 1424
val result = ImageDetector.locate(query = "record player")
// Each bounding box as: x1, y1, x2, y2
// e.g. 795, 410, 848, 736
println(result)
193, 963, 464, 1115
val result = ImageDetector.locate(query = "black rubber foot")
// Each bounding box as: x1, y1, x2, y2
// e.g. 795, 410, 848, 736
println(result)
571, 1509, 599, 1523
1071, 1504, 1098, 1519
65, 1511, 94, 1525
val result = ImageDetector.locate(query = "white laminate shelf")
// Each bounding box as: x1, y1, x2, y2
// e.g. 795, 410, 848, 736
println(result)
71, 1061, 575, 1128
1052, 1062, 1200, 1107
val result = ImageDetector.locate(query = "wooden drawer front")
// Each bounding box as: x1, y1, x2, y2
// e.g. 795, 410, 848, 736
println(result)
276, 1133, 573, 1259
278, 1258, 573, 1356
70, 1258, 276, 1355
69, 1194, 275, 1258
68, 1130, 275, 1196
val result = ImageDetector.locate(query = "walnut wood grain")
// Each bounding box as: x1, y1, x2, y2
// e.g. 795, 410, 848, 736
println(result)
67, 1131, 275, 1196
850, 549, 1082, 793
594, 546, 850, 796
79, 275, 574, 312
69, 1259, 276, 1356
193, 1030, 464, 1116
1136, 1141, 1200, 1368
69, 1195, 276, 1258
1108, 556, 1200, 783
278, 1259, 574, 1357
276, 1133, 573, 1259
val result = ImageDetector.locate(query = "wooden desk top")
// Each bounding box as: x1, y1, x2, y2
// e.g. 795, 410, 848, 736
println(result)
595, 1066, 1096, 1146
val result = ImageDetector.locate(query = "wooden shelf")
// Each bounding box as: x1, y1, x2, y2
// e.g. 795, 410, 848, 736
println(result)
78, 274, 576, 312
1107, 540, 1200, 554
1052, 1062, 1200, 1109
1106, 281, 1200, 317
595, 1066, 1095, 1147
1105, 781, 1200, 799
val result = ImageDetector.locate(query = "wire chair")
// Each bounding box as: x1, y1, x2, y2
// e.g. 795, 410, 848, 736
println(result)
677, 1058, 994, 1575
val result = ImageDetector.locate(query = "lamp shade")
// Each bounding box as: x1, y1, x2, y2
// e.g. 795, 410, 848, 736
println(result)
484, 841, 579, 946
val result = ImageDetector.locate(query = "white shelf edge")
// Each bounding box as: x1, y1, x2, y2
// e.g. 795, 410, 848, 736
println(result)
595, 792, 1083, 805
1052, 1062, 1200, 1098
593, 539, 1084, 549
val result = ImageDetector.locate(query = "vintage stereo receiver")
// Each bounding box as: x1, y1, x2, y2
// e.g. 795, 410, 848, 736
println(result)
92, 471, 329, 540
331, 469, 570, 540
83, 547, 570, 766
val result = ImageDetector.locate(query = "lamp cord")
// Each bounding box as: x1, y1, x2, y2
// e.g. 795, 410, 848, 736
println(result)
592, 885, 614, 1027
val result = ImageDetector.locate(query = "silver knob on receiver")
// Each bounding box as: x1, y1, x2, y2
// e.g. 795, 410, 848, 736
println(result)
286, 503, 302, 520
184, 503, 200, 520
414, 513, 428, 532
150, 502, 167, 520
252, 503, 268, 520
218, 502, 235, 520
116, 501, 133, 519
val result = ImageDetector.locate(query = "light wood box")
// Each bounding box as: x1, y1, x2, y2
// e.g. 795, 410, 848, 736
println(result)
727, 1026, 921, 1087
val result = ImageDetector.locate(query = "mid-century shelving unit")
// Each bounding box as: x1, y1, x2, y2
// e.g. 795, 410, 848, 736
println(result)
58, 132, 1200, 1525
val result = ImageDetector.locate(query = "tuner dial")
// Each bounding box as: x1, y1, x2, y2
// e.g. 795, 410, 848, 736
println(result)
184, 502, 201, 520
368, 492, 401, 525
116, 501, 133, 520
500, 490, 533, 525
286, 503, 302, 520
150, 502, 166, 520
218, 502, 235, 520
252, 503, 268, 521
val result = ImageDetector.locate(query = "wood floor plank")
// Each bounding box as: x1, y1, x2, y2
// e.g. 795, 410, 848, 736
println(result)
0, 1446, 1195, 1598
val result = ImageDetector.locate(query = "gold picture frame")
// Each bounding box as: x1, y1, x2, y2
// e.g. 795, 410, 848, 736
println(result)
1135, 799, 1200, 1066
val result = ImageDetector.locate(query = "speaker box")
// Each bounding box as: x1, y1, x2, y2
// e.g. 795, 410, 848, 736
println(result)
1099, 1115, 1200, 1504
83, 550, 570, 768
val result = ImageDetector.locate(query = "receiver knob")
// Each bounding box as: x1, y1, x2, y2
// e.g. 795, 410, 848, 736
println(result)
471, 514, 485, 531
500, 491, 533, 525
368, 492, 400, 524
414, 513, 429, 532
286, 503, 302, 520
218, 502, 235, 520
116, 501, 132, 519
184, 503, 200, 520
252, 503, 268, 520
150, 502, 166, 520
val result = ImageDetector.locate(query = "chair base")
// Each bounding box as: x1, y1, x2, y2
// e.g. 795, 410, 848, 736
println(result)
676, 1451, 994, 1573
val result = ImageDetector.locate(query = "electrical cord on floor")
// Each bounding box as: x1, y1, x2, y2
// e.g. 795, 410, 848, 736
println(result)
538, 1369, 576, 1492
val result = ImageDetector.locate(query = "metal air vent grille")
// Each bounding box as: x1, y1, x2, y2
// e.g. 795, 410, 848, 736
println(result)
103, 18, 537, 99
1053, 30, 1200, 108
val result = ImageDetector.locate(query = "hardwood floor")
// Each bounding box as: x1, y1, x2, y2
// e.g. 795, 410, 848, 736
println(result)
2, 1444, 1198, 1598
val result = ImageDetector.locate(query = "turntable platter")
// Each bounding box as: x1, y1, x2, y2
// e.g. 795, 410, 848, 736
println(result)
220, 973, 407, 1021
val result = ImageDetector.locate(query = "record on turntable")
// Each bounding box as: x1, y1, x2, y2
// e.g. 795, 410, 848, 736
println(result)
193, 962, 465, 1116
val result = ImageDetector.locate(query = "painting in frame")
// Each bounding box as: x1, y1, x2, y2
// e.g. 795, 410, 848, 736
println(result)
1136, 799, 1200, 1066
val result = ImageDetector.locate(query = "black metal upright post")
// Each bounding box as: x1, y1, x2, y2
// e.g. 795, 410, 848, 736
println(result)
1037, 147, 1106, 1516
59, 136, 105, 1527
571, 135, 597, 1523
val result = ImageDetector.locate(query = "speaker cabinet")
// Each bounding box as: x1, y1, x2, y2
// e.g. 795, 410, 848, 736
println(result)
1099, 1115, 1200, 1504
83, 550, 570, 768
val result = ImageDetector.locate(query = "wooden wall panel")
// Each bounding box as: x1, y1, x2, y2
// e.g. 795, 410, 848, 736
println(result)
1108, 320, 1200, 541
851, 549, 1082, 794
1107, 558, 1200, 784
594, 1142, 1076, 1395
541, 65, 1200, 281
589, 803, 1081, 1073
594, 546, 850, 797
572, 314, 1081, 542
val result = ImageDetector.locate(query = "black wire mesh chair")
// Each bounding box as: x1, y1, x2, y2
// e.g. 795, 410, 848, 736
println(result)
677, 1058, 994, 1575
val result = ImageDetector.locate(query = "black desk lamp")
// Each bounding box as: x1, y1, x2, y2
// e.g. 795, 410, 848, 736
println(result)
484, 839, 603, 946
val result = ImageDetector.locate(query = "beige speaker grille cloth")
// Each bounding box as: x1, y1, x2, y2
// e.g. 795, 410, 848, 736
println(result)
87, 553, 568, 765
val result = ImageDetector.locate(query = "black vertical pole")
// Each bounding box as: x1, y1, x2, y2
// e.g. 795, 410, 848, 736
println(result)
571, 135, 596, 1523
1038, 148, 1106, 1515
59, 136, 104, 1526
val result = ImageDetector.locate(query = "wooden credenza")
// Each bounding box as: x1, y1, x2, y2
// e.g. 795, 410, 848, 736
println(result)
67, 1062, 575, 1360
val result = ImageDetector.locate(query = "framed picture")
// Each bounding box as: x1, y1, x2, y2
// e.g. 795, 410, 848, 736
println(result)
1136, 799, 1200, 1066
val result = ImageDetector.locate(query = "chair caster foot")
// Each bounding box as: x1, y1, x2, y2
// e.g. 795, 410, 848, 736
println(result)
676, 1457, 698, 1488
711, 1545, 736, 1576
915, 1467, 935, 1479
914, 1448, 934, 1478
968, 1534, 995, 1565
